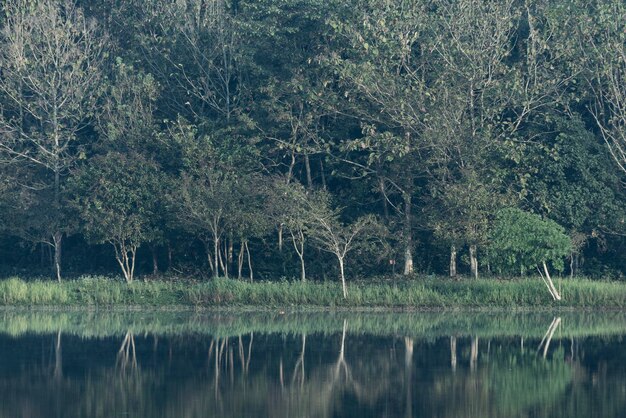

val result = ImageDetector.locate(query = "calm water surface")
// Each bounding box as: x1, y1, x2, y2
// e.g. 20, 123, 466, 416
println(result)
0, 310, 625, 417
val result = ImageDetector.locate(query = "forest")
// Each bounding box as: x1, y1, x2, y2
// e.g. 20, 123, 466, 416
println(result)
0, 0, 625, 287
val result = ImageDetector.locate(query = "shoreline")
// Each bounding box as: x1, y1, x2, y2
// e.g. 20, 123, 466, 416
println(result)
1, 275, 626, 309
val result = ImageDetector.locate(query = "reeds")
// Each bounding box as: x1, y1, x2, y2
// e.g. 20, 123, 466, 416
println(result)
0, 275, 625, 308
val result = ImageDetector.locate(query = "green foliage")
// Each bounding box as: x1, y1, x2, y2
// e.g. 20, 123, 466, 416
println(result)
488, 208, 572, 274
71, 152, 165, 248
0, 0, 624, 281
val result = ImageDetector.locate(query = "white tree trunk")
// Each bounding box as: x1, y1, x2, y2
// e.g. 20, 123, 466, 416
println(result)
338, 257, 347, 299
450, 245, 457, 278
542, 261, 562, 301
469, 245, 478, 279
53, 232, 62, 282
403, 194, 414, 275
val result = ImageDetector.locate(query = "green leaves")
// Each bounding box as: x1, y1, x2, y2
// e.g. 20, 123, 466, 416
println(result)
487, 208, 572, 274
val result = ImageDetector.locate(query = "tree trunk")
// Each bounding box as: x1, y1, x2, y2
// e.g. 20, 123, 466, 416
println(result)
213, 234, 219, 279
167, 244, 173, 271
319, 157, 327, 190
205, 240, 215, 275
469, 245, 478, 279
113, 241, 137, 283
450, 245, 457, 278
245, 240, 253, 282
403, 193, 414, 275
238, 241, 245, 280
338, 257, 347, 298
542, 261, 562, 301
218, 239, 227, 278
228, 237, 234, 269
379, 177, 389, 220
152, 246, 159, 276
304, 153, 313, 188
291, 230, 306, 282
53, 231, 63, 282
299, 254, 306, 283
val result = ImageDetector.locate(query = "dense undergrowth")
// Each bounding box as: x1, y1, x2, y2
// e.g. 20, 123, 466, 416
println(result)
0, 275, 625, 308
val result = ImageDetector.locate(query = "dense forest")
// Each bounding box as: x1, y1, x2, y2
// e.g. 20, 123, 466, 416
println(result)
0, 0, 624, 285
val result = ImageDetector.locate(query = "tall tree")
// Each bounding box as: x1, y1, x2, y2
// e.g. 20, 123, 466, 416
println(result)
582, 0, 626, 174
72, 152, 164, 283
0, 0, 106, 280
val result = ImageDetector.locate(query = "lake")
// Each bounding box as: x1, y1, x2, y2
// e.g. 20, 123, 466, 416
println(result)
0, 310, 624, 417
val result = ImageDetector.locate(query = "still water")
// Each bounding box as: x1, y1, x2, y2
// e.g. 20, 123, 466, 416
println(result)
0, 310, 624, 417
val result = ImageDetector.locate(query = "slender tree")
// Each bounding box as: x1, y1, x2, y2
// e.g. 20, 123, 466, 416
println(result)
0, 0, 106, 280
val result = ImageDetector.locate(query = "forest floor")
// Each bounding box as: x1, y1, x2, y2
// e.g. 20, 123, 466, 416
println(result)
0, 275, 625, 308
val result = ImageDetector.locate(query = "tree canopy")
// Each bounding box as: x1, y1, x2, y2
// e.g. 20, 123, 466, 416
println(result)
0, 0, 624, 290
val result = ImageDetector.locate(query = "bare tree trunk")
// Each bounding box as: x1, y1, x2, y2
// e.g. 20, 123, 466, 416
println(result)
228, 237, 234, 269
245, 240, 253, 282
450, 245, 457, 278
379, 176, 389, 220
469, 245, 478, 279
113, 241, 137, 283
339, 256, 347, 298
218, 239, 227, 278
213, 233, 219, 279
403, 193, 414, 275
304, 153, 312, 188
238, 241, 244, 280
53, 232, 62, 282
299, 254, 306, 283
291, 230, 306, 282
542, 261, 562, 301
205, 240, 215, 275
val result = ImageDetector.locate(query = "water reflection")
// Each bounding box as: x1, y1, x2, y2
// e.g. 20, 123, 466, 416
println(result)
0, 311, 624, 417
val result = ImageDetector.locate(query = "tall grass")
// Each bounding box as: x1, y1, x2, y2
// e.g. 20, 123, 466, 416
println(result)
1, 275, 626, 308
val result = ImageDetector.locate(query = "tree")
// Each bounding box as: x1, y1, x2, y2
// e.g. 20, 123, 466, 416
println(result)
72, 152, 164, 283
97, 58, 172, 275
580, 0, 626, 174
487, 208, 572, 300
327, 0, 432, 276
0, 0, 106, 280
302, 190, 383, 298
430, 168, 506, 279
171, 119, 266, 279
269, 180, 315, 282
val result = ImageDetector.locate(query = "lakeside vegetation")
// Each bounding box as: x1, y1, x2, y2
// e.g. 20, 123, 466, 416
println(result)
2, 275, 626, 309
0, 0, 624, 299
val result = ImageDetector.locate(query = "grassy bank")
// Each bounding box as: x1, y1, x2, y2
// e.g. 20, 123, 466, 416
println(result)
1, 275, 626, 308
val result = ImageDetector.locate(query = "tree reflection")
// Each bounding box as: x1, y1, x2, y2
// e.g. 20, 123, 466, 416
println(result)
0, 315, 624, 418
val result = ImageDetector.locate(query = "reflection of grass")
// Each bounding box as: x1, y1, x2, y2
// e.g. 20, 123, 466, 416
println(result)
2, 276, 626, 308
0, 310, 625, 340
